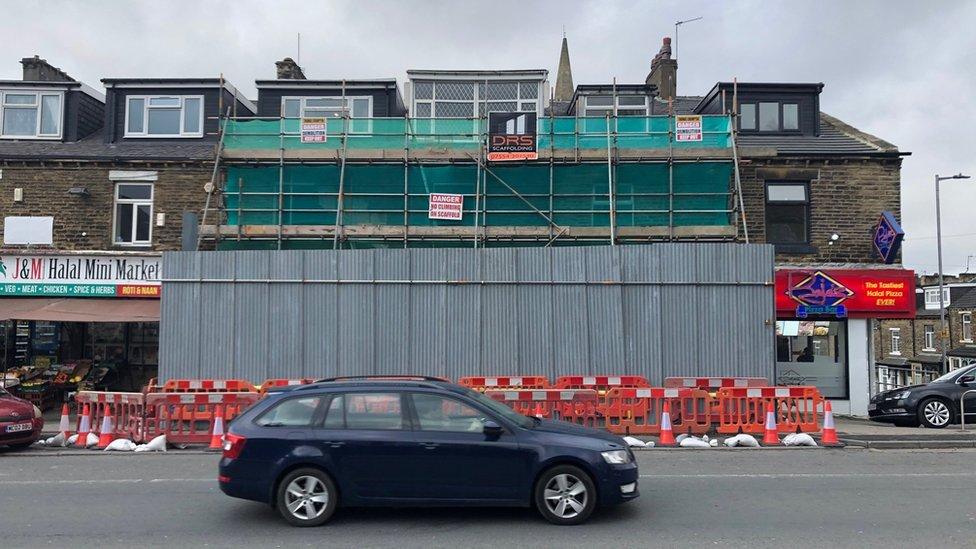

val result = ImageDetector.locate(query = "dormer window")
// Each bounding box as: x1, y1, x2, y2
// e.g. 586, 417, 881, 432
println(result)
0, 90, 63, 139
125, 95, 203, 137
281, 96, 372, 119
739, 101, 799, 132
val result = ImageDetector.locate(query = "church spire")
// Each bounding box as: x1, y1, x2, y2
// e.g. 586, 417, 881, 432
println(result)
554, 33, 574, 102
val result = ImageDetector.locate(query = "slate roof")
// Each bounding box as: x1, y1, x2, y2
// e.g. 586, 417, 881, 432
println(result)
949, 288, 976, 309
0, 129, 216, 162
738, 112, 902, 156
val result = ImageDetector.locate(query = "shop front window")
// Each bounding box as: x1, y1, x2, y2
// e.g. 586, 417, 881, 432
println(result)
775, 320, 847, 398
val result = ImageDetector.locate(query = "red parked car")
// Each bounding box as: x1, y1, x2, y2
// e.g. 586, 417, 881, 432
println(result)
0, 384, 44, 449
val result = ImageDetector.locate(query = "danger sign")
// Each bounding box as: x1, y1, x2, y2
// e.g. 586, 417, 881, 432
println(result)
428, 193, 463, 221
675, 115, 703, 142
300, 117, 327, 143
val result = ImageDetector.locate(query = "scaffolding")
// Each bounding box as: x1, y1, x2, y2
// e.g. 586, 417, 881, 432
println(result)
199, 112, 743, 250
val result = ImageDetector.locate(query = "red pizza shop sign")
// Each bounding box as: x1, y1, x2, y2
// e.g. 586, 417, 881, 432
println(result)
775, 269, 915, 319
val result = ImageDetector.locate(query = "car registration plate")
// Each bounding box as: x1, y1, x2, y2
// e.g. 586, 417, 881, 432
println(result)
867, 403, 877, 411
6, 422, 32, 433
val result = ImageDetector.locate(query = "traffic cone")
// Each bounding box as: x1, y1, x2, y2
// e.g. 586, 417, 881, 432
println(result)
659, 401, 676, 446
58, 403, 72, 439
821, 400, 840, 446
75, 404, 91, 448
97, 405, 115, 449
763, 401, 780, 445
209, 405, 225, 450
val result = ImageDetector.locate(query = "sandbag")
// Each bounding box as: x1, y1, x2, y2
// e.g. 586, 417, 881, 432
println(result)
675, 434, 689, 444
85, 433, 99, 448
66, 434, 79, 446
623, 436, 646, 448
783, 433, 818, 447
724, 434, 760, 447
47, 432, 65, 447
679, 436, 710, 448
709, 439, 719, 447
104, 438, 137, 452
135, 434, 167, 453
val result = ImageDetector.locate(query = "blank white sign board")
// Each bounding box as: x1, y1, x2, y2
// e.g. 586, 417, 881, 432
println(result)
3, 216, 54, 245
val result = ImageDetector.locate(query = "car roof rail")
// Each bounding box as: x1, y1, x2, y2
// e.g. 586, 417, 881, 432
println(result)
315, 375, 452, 383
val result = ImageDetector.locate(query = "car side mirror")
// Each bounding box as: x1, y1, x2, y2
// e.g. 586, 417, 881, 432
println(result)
483, 419, 503, 437
958, 375, 975, 385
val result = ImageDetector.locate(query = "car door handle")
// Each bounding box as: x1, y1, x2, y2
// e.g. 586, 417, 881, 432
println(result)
323, 441, 345, 448
420, 442, 439, 450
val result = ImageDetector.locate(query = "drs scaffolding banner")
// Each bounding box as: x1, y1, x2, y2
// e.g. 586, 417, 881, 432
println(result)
159, 244, 775, 383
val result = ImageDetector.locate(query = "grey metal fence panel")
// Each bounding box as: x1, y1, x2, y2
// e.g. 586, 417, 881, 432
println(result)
159, 244, 775, 383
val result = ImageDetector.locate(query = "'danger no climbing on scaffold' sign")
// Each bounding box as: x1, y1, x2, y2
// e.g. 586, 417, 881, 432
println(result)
428, 193, 464, 221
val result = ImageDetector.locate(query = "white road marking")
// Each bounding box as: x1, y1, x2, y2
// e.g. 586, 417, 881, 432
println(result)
0, 478, 213, 485
0, 479, 144, 485
641, 472, 976, 479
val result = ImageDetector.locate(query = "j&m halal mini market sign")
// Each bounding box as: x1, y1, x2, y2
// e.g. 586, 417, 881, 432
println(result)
0, 255, 161, 298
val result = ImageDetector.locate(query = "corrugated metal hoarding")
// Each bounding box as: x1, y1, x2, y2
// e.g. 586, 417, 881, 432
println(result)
159, 244, 775, 383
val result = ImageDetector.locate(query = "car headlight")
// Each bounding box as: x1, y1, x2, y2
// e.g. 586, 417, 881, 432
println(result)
601, 450, 631, 464
32, 405, 42, 418
889, 390, 911, 400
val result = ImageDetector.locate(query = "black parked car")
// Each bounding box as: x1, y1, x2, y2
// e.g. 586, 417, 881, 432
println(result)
869, 364, 976, 428
218, 376, 639, 526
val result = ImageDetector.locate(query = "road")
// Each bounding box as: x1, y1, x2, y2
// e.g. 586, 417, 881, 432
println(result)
1, 448, 974, 548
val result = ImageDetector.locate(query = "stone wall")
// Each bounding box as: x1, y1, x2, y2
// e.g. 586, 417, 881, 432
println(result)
0, 163, 212, 251
739, 156, 903, 265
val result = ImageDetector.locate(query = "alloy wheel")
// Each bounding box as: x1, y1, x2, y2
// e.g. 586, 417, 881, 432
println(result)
543, 473, 588, 519
284, 475, 330, 520
923, 400, 950, 426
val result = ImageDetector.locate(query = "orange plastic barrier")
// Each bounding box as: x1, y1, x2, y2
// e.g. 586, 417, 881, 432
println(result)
553, 376, 650, 409
75, 391, 145, 442
485, 389, 599, 422
717, 386, 822, 435
143, 392, 262, 445
602, 388, 712, 435
159, 379, 258, 393
260, 378, 316, 393
664, 377, 770, 426
664, 377, 769, 390
458, 376, 550, 391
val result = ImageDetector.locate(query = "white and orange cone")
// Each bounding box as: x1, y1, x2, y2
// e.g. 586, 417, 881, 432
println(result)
75, 403, 91, 448
97, 405, 115, 449
763, 401, 780, 445
209, 405, 225, 450
58, 403, 72, 439
821, 400, 840, 446
659, 401, 676, 446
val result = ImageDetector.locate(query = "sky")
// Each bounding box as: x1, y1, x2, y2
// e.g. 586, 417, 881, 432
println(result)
3, 0, 975, 273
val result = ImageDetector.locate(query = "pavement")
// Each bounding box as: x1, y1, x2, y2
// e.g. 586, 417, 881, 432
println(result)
2, 447, 975, 548
834, 415, 976, 448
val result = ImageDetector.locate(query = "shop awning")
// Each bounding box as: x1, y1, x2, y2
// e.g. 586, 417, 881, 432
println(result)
0, 298, 160, 322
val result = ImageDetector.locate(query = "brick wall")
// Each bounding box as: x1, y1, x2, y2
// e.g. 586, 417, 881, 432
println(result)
0, 163, 212, 251
739, 156, 902, 265
874, 318, 914, 359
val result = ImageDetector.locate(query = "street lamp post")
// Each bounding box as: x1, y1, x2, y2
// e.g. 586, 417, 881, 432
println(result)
936, 173, 971, 373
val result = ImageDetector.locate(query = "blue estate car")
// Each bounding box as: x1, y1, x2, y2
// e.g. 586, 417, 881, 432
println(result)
218, 376, 639, 526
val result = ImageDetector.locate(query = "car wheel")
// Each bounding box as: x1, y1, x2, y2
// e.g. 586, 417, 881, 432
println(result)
276, 468, 338, 527
534, 465, 597, 525
918, 398, 954, 429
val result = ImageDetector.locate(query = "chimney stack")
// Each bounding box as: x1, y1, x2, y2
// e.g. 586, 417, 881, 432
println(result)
21, 55, 74, 82
645, 37, 676, 101
275, 57, 306, 80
